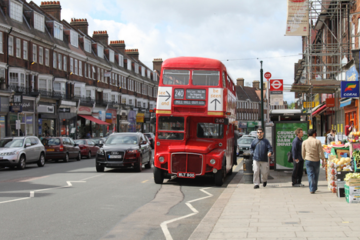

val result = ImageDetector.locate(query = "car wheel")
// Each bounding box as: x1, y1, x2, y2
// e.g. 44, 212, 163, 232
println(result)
76, 152, 81, 161
64, 153, 69, 162
154, 167, 164, 184
145, 155, 152, 169
17, 155, 26, 170
87, 151, 91, 159
135, 157, 143, 172
37, 153, 45, 167
96, 164, 104, 172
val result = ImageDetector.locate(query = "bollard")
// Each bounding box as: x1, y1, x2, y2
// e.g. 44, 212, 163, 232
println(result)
242, 152, 253, 184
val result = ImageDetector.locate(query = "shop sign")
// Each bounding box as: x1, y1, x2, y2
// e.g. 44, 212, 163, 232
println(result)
106, 113, 112, 119
247, 121, 256, 128
345, 65, 359, 81
341, 81, 359, 98
78, 106, 92, 115
0, 116, 5, 128
136, 113, 144, 123
21, 100, 34, 112
238, 122, 247, 129
38, 105, 54, 113
61, 100, 77, 107
325, 98, 335, 107
22, 116, 33, 124
0, 97, 9, 112
59, 108, 70, 113
144, 112, 150, 123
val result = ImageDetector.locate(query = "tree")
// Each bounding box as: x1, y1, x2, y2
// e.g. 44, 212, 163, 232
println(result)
288, 102, 295, 109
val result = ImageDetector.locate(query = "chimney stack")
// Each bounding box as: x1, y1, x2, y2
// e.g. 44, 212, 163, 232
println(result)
125, 49, 139, 61
153, 58, 163, 73
40, 1, 62, 21
236, 78, 244, 87
252, 80, 260, 90
70, 18, 88, 35
92, 31, 109, 46
109, 40, 126, 53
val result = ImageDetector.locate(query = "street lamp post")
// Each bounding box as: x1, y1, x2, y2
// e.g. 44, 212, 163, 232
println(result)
260, 61, 264, 130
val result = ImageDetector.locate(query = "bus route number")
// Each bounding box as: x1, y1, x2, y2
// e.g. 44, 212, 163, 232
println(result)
214, 118, 229, 124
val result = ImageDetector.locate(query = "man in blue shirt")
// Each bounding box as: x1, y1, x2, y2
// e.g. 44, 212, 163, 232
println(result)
292, 128, 304, 187
250, 128, 273, 189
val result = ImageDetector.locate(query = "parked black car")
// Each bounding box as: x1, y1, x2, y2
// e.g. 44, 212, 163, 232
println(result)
95, 133, 152, 172
144, 133, 155, 149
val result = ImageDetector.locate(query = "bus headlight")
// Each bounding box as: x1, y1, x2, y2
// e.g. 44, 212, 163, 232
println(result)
159, 156, 165, 163
210, 159, 216, 165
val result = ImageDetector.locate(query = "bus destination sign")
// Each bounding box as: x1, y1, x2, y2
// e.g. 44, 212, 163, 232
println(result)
174, 100, 205, 106
214, 118, 229, 124
186, 89, 206, 100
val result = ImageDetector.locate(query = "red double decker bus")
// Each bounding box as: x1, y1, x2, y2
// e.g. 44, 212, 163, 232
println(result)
153, 57, 237, 186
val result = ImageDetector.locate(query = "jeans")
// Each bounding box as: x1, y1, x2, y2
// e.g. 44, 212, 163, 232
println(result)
305, 160, 320, 192
292, 160, 304, 185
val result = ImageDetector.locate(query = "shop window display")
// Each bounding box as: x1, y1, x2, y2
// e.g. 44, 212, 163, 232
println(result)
39, 119, 55, 137
10, 113, 34, 136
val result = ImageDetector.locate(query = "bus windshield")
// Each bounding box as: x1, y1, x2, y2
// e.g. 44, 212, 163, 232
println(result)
163, 70, 190, 85
197, 123, 223, 139
157, 116, 184, 140
192, 70, 219, 86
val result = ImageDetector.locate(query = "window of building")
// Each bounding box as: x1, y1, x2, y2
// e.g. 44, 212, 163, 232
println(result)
148, 86, 152, 97
142, 84, 146, 95
8, 36, 13, 56
97, 67, 100, 81
45, 49, 49, 66
53, 52, 56, 69
86, 90, 91, 98
84, 38, 91, 53
127, 59, 131, 71
118, 54, 123, 67
147, 70, 151, 79
135, 63, 139, 74
141, 66, 145, 76
84, 64, 87, 78
101, 69, 104, 82
88, 64, 91, 79
22, 41, 27, 60
0, 32, 3, 54
15, 38, 20, 58
32, 44, 37, 63
111, 94, 115, 102
10, 0, 23, 22
153, 71, 157, 81
38, 78, 52, 92
97, 44, 104, 58
54, 22, 63, 40
34, 12, 44, 32
129, 99, 132, 105
70, 30, 78, 48
103, 92, 109, 102
70, 58, 73, 73
39, 47, 43, 64
79, 61, 82, 76
109, 49, 114, 62
58, 53, 62, 70
74, 87, 81, 96
74, 59, 78, 75
63, 56, 67, 71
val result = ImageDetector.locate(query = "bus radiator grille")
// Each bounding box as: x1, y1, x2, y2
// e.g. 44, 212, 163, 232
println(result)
171, 154, 202, 174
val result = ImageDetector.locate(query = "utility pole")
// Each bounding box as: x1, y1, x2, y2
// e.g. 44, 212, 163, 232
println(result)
260, 61, 264, 130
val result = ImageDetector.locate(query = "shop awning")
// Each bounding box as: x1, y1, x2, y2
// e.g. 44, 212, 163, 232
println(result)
79, 115, 110, 125
312, 104, 327, 117
340, 98, 352, 108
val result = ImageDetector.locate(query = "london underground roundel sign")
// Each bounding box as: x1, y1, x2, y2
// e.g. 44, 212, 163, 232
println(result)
264, 72, 272, 80
270, 79, 283, 92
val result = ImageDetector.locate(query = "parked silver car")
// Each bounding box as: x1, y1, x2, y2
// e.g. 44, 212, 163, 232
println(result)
237, 137, 255, 156
0, 137, 46, 170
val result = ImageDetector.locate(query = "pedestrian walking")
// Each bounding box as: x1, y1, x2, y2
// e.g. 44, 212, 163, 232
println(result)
301, 129, 325, 194
292, 128, 304, 187
327, 129, 336, 145
233, 125, 241, 166
250, 128, 273, 189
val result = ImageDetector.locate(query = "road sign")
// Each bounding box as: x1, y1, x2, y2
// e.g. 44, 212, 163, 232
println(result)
303, 102, 315, 108
270, 79, 283, 92
264, 72, 272, 80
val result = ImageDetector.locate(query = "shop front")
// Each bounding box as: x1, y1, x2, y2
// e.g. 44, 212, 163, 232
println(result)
144, 112, 151, 133
246, 121, 257, 134
344, 99, 358, 132
9, 99, 35, 136
0, 96, 9, 138
59, 100, 77, 139
136, 112, 145, 132
119, 109, 129, 132
91, 107, 107, 138
106, 108, 117, 134
238, 122, 247, 133
77, 105, 93, 139
38, 103, 57, 137
128, 110, 136, 132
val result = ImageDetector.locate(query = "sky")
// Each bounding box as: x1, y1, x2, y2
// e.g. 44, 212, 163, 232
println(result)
32, 0, 302, 103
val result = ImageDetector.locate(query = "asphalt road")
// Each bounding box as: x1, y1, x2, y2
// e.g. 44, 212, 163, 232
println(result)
0, 153, 239, 240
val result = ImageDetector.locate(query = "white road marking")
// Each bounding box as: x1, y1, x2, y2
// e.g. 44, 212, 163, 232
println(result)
19, 176, 49, 182
160, 187, 213, 240
142, 180, 149, 183
0, 174, 104, 205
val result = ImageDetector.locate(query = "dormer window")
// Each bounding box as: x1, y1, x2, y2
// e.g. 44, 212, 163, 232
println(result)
109, 49, 114, 62
118, 54, 123, 67
54, 22, 63, 40
97, 45, 104, 58
70, 30, 78, 48
84, 38, 91, 53
147, 70, 151, 79
135, 63, 139, 74
141, 67, 145, 77
34, 12, 44, 32
10, 0, 23, 22
127, 59, 131, 71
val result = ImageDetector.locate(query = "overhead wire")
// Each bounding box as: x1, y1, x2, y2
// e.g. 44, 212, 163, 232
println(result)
224, 54, 300, 61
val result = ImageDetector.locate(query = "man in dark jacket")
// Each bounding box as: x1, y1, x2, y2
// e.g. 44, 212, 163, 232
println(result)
292, 128, 304, 187
233, 125, 240, 165
250, 128, 273, 189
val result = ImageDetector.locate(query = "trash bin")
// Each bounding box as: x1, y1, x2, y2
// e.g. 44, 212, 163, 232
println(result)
243, 152, 253, 184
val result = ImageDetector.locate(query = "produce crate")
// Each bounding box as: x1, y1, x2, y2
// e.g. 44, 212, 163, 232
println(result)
345, 178, 360, 186
345, 193, 360, 203
337, 171, 353, 181
345, 184, 360, 195
355, 159, 360, 173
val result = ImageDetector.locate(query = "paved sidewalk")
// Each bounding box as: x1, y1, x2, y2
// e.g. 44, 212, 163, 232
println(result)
190, 163, 360, 240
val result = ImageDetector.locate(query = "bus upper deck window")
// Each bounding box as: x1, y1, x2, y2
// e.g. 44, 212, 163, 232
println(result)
192, 70, 219, 86
163, 70, 190, 85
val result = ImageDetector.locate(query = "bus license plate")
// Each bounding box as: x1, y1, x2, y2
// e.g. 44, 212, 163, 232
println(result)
177, 172, 195, 178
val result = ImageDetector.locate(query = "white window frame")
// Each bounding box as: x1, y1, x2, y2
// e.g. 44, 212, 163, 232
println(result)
141, 66, 145, 77
70, 58, 73, 73
45, 49, 49, 66
74, 59, 78, 75
109, 49, 114, 63
97, 44, 104, 58
54, 21, 63, 41
15, 38, 20, 58
84, 38, 91, 53
10, 0, 23, 22
39, 46, 43, 64
8, 36, 13, 56
32, 44, 37, 63
70, 30, 78, 48
34, 12, 45, 32
0, 32, 3, 54
53, 51, 56, 69
58, 53, 62, 70
118, 54, 123, 67
127, 59, 131, 71
63, 56, 67, 71
147, 69, 151, 79
135, 63, 139, 74
79, 60, 82, 76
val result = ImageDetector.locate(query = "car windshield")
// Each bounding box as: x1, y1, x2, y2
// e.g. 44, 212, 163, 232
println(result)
238, 138, 254, 144
75, 140, 86, 145
144, 134, 152, 138
92, 139, 100, 144
105, 135, 138, 145
0, 139, 24, 148
42, 138, 61, 146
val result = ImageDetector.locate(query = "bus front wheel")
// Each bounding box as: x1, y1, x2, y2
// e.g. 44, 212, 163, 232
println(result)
214, 159, 226, 186
154, 167, 164, 184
